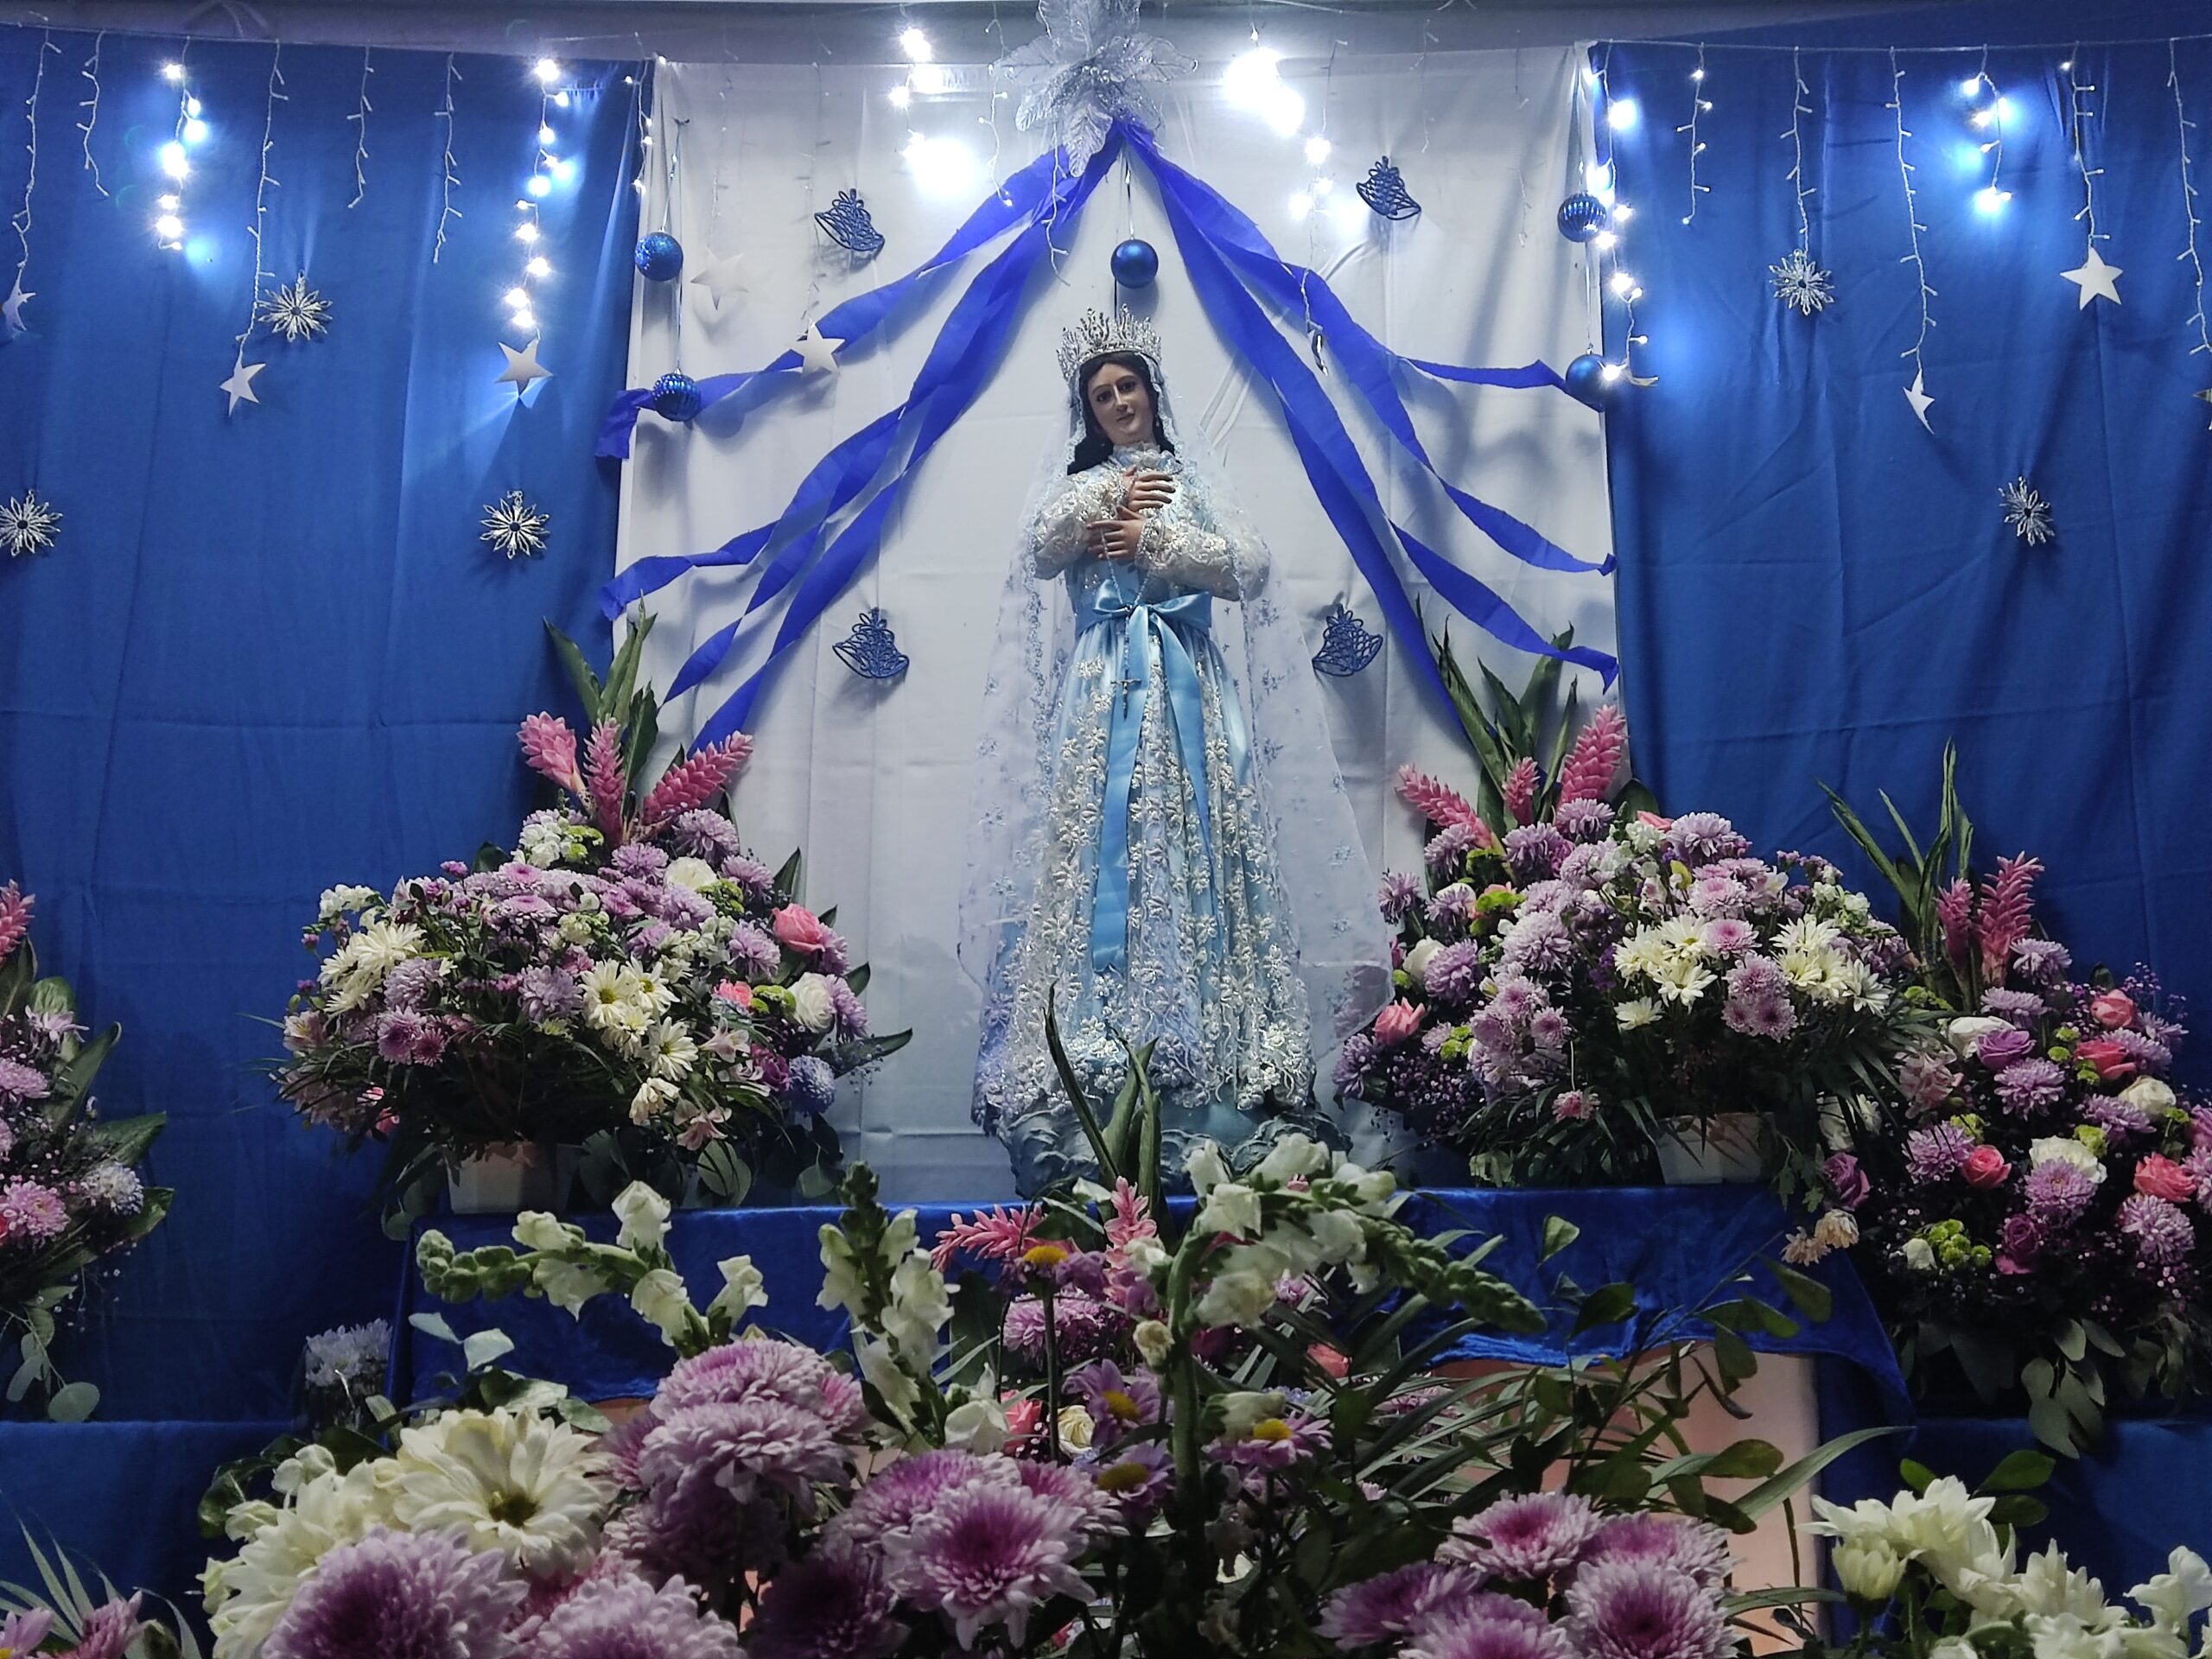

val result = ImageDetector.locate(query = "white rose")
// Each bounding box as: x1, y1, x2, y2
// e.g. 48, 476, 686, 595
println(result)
1254, 1133, 1328, 1186
630, 1268, 693, 1344
790, 973, 837, 1034
2120, 1077, 2178, 1116
613, 1181, 672, 1253
664, 856, 719, 893
1195, 1181, 1264, 1241
2029, 1137, 2107, 1182
1902, 1236, 1937, 1272
944, 1397, 1010, 1454
1946, 1016, 2012, 1058
1185, 1141, 1231, 1195
1402, 938, 1441, 986
1056, 1405, 1096, 1451
512, 1211, 577, 1254
1132, 1319, 1173, 1367
1833, 1541, 1906, 1601
707, 1255, 767, 1322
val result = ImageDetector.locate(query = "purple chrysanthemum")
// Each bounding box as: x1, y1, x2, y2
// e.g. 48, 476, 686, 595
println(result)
1554, 798, 1617, 843
1002, 1294, 1123, 1365
61, 1594, 143, 1659
1702, 918, 1755, 957
1504, 824, 1571, 882
1994, 1059, 2068, 1114
1425, 942, 1487, 1008
882, 1478, 1091, 1649
744, 1553, 903, 1659
827, 980, 869, 1040
1564, 1561, 1732, 1659
1427, 885, 1480, 936
2010, 938, 2071, 983
1332, 1033, 1376, 1091
1318, 1563, 1490, 1646
656, 1339, 866, 1433
1378, 872, 1424, 923
1576, 1516, 1732, 1588
784, 1057, 836, 1120
1529, 1008, 1569, 1050
1066, 1360, 1160, 1443
634, 1399, 850, 1509
1725, 956, 1787, 1002
613, 843, 670, 878
1013, 1459, 1121, 1541
1440, 1491, 1604, 1581
0, 1179, 69, 1240
667, 810, 743, 866
1086, 1440, 1173, 1517
78, 1161, 143, 1216
720, 853, 777, 899
2106, 1028, 2174, 1073
727, 923, 782, 980
522, 1573, 741, 1659
830, 1450, 1011, 1552
1662, 813, 1748, 867
1405, 1603, 1573, 1659
264, 1528, 526, 1659
381, 957, 446, 1012
1980, 988, 2047, 1027
376, 1010, 431, 1064
1209, 1410, 1331, 1471
1500, 912, 1577, 976
0, 1058, 49, 1103
2183, 1149, 2212, 1208
2024, 1160, 2098, 1224
518, 967, 581, 1023
1426, 824, 1482, 872
2082, 1097, 2154, 1144
1904, 1125, 1974, 1183
2118, 1194, 2196, 1268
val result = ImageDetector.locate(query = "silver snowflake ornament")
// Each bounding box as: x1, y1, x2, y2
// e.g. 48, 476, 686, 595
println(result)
994, 0, 1195, 175
257, 274, 333, 343
0, 486, 60, 558
480, 491, 550, 561
1770, 248, 1834, 316
1999, 477, 2054, 547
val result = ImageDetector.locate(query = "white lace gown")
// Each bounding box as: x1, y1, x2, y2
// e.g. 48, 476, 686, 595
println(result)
972, 443, 1319, 1193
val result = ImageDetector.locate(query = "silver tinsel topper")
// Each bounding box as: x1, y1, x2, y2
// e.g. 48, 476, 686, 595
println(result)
994, 0, 1195, 175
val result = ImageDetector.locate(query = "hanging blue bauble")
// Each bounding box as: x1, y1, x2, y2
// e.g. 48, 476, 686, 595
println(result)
832, 608, 910, 680
1312, 601, 1383, 677
1562, 352, 1619, 410
651, 371, 703, 423
1110, 237, 1160, 289
1556, 193, 1610, 244
1357, 158, 1421, 222
815, 188, 887, 260
633, 232, 684, 282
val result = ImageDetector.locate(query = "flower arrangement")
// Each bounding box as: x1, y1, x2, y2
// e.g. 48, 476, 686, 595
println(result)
0, 880, 170, 1421
199, 1040, 1853, 1659
0, 1534, 181, 1659
1342, 721, 1926, 1188
275, 622, 907, 1220
1817, 755, 2212, 1454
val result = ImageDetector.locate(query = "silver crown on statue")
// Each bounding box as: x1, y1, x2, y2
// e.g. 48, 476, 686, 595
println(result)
1057, 306, 1162, 385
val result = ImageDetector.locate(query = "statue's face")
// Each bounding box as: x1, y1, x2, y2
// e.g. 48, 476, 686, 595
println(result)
1084, 359, 1155, 448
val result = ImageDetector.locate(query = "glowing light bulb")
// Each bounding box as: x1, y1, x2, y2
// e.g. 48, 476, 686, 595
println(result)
1288, 189, 1313, 219
899, 26, 932, 61
1304, 134, 1332, 164
888, 83, 912, 109
1605, 99, 1640, 132
1974, 186, 2011, 214
1690, 67, 1705, 81
538, 124, 556, 144
1329, 193, 1366, 232
1600, 362, 1624, 383
160, 142, 189, 180
554, 90, 570, 109
1970, 109, 1993, 129
505, 286, 531, 308
1262, 84, 1306, 137
526, 174, 552, 198
1960, 73, 1983, 97
1313, 175, 1333, 196
183, 118, 209, 143
516, 222, 540, 243
1611, 202, 1634, 222
2060, 59, 2074, 72
162, 62, 185, 85
902, 131, 978, 195
511, 309, 537, 332
1224, 48, 1283, 109
154, 213, 184, 239
185, 97, 202, 118
533, 58, 562, 85
1994, 96, 2013, 121
526, 256, 551, 276
550, 157, 576, 182
1609, 271, 1637, 296
157, 194, 179, 210
1592, 229, 1618, 251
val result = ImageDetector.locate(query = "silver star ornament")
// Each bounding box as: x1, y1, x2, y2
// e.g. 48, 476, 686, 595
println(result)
2061, 245, 2122, 308
220, 353, 267, 416
2000, 477, 2055, 547
257, 274, 333, 343
994, 0, 1196, 175
1769, 248, 1834, 316
480, 491, 550, 560
1, 486, 60, 557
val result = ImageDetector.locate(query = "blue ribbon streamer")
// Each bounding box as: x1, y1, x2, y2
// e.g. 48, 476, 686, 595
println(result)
594, 148, 1071, 461
1079, 582, 1217, 973
1134, 134, 1613, 581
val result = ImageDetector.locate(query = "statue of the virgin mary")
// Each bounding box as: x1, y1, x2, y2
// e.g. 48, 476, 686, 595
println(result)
960, 307, 1385, 1194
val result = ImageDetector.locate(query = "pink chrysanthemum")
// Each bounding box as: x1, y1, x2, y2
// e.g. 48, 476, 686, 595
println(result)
655, 1340, 866, 1435
518, 714, 586, 798
1318, 1563, 1491, 1646
828, 1450, 1013, 1552
1440, 1491, 1605, 1582
1563, 1561, 1732, 1659
1576, 1515, 1732, 1588
0, 1058, 48, 1104
263, 1528, 526, 1659
0, 1179, 70, 1241
931, 1205, 1039, 1270
1405, 1602, 1573, 1659
1013, 1459, 1121, 1541
884, 1478, 1092, 1649
59, 1594, 143, 1659
521, 1573, 741, 1659
634, 1400, 850, 1509
744, 1553, 904, 1659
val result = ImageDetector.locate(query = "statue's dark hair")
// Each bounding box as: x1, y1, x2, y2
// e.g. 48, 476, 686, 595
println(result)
1068, 352, 1174, 474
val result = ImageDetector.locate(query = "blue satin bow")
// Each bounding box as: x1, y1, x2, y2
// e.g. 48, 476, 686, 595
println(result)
1074, 568, 1225, 974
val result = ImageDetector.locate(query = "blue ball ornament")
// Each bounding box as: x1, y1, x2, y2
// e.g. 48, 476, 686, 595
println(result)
1110, 237, 1160, 289
633, 231, 684, 283
651, 371, 703, 423
1555, 193, 1610, 244
1562, 352, 1619, 410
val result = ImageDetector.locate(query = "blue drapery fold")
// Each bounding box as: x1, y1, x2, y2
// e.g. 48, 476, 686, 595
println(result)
601, 118, 1614, 728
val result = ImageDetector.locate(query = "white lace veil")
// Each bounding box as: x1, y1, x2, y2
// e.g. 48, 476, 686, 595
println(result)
956, 320, 1391, 1128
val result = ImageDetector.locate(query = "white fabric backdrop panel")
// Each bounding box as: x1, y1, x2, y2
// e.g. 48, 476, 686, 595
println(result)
615, 45, 1617, 1200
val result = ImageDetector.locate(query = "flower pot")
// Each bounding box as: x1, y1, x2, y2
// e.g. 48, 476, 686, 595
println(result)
446, 1141, 558, 1214
1654, 1113, 1770, 1185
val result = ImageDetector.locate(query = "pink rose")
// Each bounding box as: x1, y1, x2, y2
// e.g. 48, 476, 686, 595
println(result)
772, 904, 831, 955
1553, 1089, 1591, 1122
2088, 989, 2139, 1030
1636, 811, 1675, 830
2075, 1038, 2136, 1081
714, 980, 755, 1009
2134, 1154, 2196, 1204
1373, 1001, 1426, 1048
1961, 1145, 2011, 1188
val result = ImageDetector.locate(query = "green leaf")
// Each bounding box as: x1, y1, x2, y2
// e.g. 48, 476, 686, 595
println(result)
1977, 1448, 2056, 1493
1898, 1459, 1936, 1494
2055, 1320, 2088, 1363
771, 849, 804, 901
2028, 1397, 2079, 1459
600, 612, 655, 726
844, 963, 871, 996
409, 1312, 460, 1346
44, 1382, 98, 1422
1700, 1439, 1785, 1479
1571, 1282, 1638, 1335
1764, 1261, 1833, 1325
697, 1142, 753, 1205
796, 1163, 838, 1200
84, 1111, 165, 1168
1732, 1426, 1904, 1519
1539, 1216, 1581, 1263
461, 1330, 516, 1371
545, 620, 605, 718
1986, 1495, 2050, 1529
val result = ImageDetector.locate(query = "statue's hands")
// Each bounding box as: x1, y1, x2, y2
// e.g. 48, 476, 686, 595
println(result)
1122, 469, 1177, 514
1085, 518, 1142, 561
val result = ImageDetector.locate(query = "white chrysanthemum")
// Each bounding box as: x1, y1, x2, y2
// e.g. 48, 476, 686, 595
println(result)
389, 1408, 613, 1578
1615, 997, 1661, 1031
645, 1020, 698, 1081
208, 1462, 395, 1659
1612, 930, 1668, 984
631, 968, 677, 1017
1656, 916, 1712, 960
1654, 959, 1716, 1006
2018, 1544, 2119, 1627
579, 963, 630, 1030
1775, 915, 1843, 957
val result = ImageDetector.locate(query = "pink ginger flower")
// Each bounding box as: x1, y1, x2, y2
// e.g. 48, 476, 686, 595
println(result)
932, 1205, 1041, 1270
1105, 1178, 1156, 1249
0, 881, 29, 966
639, 734, 754, 830
518, 713, 586, 798
583, 720, 628, 847
1558, 703, 1629, 804
1936, 879, 1975, 977
1503, 759, 1541, 827
1395, 766, 1495, 847
1974, 855, 2044, 985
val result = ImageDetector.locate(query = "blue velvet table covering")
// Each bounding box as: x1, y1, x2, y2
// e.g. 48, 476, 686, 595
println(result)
394, 1185, 1907, 1408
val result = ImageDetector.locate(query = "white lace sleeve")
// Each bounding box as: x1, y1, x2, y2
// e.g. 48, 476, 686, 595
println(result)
1027, 467, 1125, 576
1135, 471, 1269, 599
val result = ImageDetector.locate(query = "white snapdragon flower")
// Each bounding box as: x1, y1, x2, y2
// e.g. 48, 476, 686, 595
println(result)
1304, 1207, 1369, 1267
513, 1211, 579, 1254
789, 973, 837, 1033
664, 855, 719, 893
707, 1255, 768, 1323
1185, 1141, 1232, 1195
316, 885, 380, 923
1193, 1242, 1294, 1328
1325, 1159, 1401, 1217
534, 1258, 609, 1318
1195, 1181, 1264, 1241
882, 1253, 953, 1366
944, 1397, 1011, 1454
2131, 1549, 2212, 1633
1255, 1133, 1328, 1185
2030, 1137, 2108, 1183
855, 1335, 919, 1427
390, 1408, 613, 1577
630, 1268, 694, 1344
612, 1181, 672, 1253
1402, 938, 1440, 986
818, 1226, 868, 1319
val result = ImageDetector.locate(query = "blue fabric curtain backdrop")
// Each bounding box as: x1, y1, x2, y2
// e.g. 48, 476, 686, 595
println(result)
0, 24, 639, 1420
1604, 37, 2212, 1052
